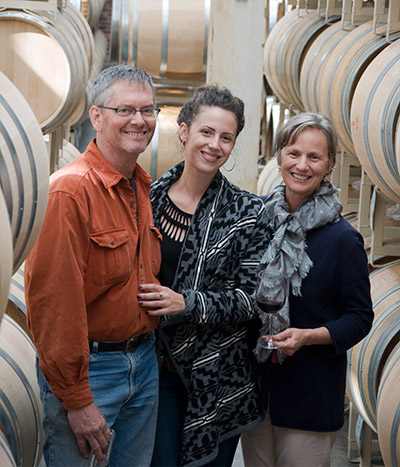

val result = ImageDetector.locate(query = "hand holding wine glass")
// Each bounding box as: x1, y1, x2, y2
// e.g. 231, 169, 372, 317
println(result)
255, 269, 288, 350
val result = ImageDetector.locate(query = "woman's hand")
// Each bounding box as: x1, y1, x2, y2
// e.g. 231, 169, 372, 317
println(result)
138, 283, 186, 316
267, 326, 332, 356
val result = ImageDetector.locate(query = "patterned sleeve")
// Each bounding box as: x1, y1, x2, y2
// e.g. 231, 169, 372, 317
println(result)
162, 199, 270, 326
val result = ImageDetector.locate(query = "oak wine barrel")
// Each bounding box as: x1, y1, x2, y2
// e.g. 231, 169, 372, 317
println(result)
264, 9, 339, 110
300, 21, 351, 114
0, 430, 16, 467
0, 72, 49, 273
110, 0, 210, 79
0, 190, 13, 327
376, 341, 400, 467
257, 157, 282, 196
263, 97, 283, 161
347, 260, 400, 432
0, 315, 44, 466
63, 2, 95, 75
57, 140, 81, 170
0, 8, 89, 133
80, 0, 107, 29
316, 22, 400, 156
6, 264, 30, 338
350, 38, 400, 204
70, 28, 108, 128
138, 105, 182, 180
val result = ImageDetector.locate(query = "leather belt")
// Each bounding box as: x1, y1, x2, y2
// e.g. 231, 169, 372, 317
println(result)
89, 334, 147, 353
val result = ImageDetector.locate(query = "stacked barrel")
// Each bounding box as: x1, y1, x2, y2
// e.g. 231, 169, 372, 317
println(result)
0, 72, 48, 467
108, 0, 212, 180
348, 261, 400, 466
0, 1, 212, 463
0, 1, 108, 464
262, 4, 400, 202
261, 2, 400, 465
109, 0, 209, 80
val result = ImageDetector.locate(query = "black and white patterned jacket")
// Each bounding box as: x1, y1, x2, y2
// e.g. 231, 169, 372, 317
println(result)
151, 162, 269, 466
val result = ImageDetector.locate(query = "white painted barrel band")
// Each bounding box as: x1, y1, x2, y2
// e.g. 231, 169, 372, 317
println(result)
0, 430, 15, 467
0, 387, 23, 462
377, 342, 400, 467
160, 0, 170, 77
0, 95, 39, 269
301, 22, 345, 113
325, 27, 373, 150
362, 69, 400, 197
361, 301, 400, 418
0, 315, 43, 466
337, 32, 400, 154
8, 274, 25, 315
390, 411, 400, 466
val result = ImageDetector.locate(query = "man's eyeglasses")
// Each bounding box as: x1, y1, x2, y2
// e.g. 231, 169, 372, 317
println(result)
98, 106, 161, 120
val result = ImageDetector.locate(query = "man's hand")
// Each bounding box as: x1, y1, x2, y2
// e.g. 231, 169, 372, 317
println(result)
67, 403, 112, 461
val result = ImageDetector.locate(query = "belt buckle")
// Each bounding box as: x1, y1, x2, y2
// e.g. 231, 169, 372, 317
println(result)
124, 336, 138, 352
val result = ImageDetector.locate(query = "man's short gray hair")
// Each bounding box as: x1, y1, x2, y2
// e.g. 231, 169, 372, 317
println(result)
89, 64, 155, 107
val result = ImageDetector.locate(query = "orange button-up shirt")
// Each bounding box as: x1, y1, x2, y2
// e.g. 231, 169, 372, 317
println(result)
25, 139, 161, 410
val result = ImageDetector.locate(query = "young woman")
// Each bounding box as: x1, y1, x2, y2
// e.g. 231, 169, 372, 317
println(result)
138, 84, 268, 466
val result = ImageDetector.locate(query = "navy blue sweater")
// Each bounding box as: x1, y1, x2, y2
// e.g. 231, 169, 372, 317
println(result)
257, 217, 373, 431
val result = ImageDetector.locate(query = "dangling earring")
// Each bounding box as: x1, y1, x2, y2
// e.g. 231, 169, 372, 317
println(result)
223, 157, 235, 172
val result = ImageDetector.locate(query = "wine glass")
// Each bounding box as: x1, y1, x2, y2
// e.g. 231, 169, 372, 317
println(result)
255, 269, 287, 350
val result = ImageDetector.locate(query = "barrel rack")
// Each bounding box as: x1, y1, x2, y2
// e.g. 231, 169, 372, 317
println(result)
347, 402, 381, 467
265, 0, 400, 270
297, 0, 400, 35
0, 0, 107, 176
0, 0, 72, 174
265, 1, 400, 462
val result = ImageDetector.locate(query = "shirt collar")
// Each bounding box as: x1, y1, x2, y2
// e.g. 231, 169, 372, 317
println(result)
85, 138, 152, 190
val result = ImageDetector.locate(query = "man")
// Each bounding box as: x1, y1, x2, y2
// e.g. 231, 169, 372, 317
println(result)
25, 64, 162, 466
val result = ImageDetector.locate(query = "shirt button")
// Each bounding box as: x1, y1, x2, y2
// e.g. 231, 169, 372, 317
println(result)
142, 326, 147, 331
140, 263, 143, 268
130, 202, 134, 208
110, 240, 115, 245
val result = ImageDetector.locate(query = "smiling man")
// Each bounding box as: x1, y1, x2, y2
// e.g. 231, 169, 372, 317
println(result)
25, 65, 162, 467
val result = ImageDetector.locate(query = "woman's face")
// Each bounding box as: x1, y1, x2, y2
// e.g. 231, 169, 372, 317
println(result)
178, 106, 238, 176
279, 128, 333, 212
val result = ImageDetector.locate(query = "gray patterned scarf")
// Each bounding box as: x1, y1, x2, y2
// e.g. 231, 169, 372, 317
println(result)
255, 180, 343, 363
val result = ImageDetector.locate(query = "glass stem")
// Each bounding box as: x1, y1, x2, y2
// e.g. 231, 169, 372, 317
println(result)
268, 314, 274, 348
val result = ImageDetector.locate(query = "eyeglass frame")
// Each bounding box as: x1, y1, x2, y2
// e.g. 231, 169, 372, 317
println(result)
97, 105, 161, 119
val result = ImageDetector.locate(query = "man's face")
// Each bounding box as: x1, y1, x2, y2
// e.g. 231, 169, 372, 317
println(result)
91, 80, 156, 161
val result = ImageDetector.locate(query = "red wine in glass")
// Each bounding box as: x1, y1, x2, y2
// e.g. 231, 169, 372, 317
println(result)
256, 298, 284, 314
255, 270, 287, 350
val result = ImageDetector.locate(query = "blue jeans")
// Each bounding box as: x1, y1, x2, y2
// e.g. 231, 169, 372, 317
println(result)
37, 332, 158, 467
151, 366, 240, 467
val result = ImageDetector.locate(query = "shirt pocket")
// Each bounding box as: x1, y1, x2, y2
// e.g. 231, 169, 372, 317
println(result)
89, 228, 132, 286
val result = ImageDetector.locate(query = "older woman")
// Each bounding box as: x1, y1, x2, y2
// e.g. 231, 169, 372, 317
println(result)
138, 84, 268, 466
241, 112, 373, 467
